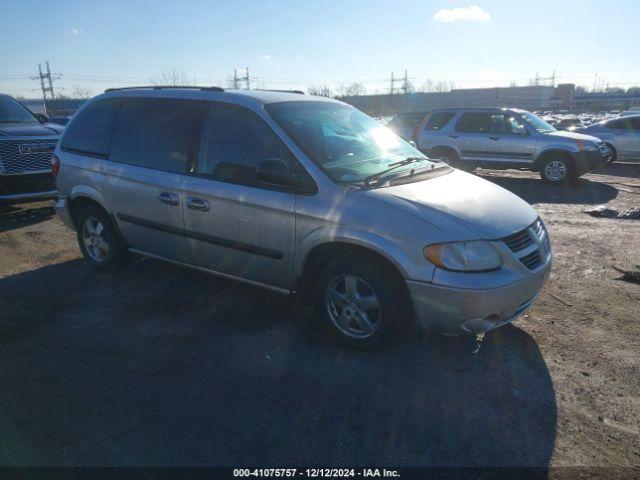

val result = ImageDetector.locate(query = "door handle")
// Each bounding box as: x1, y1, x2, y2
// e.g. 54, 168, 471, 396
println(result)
186, 197, 210, 212
158, 192, 180, 206
449, 134, 459, 139
489, 136, 500, 141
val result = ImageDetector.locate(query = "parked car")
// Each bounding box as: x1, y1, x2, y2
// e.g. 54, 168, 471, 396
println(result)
0, 94, 63, 201
386, 112, 427, 140
414, 107, 608, 183
54, 87, 551, 348
48, 115, 72, 126
575, 115, 640, 163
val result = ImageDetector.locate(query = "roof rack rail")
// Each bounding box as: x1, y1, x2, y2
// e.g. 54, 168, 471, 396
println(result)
254, 89, 305, 95
104, 85, 225, 93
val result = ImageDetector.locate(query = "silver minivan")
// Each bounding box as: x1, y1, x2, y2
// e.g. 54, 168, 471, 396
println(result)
54, 87, 551, 348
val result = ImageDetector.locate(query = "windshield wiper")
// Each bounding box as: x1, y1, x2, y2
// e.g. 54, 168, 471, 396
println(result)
363, 157, 425, 186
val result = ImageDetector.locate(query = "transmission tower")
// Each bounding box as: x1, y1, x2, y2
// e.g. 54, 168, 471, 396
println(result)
389, 71, 398, 95
31, 61, 59, 103
241, 67, 252, 90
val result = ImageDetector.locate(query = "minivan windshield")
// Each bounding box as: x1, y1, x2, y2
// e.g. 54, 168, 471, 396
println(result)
519, 111, 556, 134
0, 95, 39, 124
266, 101, 436, 184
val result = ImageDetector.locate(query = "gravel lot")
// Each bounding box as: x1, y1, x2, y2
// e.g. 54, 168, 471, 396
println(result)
0, 164, 638, 468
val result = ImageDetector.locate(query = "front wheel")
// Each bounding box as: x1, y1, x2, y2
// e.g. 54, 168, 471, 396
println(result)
539, 156, 575, 184
313, 254, 409, 349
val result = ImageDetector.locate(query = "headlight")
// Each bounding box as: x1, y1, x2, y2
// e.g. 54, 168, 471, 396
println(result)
424, 241, 502, 272
576, 140, 597, 151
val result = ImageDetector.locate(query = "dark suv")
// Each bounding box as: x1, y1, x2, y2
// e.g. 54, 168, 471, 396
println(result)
0, 94, 63, 201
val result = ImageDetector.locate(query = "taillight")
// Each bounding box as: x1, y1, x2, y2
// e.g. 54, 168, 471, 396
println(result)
51, 153, 60, 179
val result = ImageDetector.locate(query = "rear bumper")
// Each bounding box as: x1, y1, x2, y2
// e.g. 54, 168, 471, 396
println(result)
572, 150, 603, 176
54, 196, 75, 230
406, 263, 551, 334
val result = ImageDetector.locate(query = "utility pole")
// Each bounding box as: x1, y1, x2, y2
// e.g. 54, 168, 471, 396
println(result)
233, 69, 239, 89
241, 67, 251, 90
389, 71, 397, 95
401, 70, 410, 94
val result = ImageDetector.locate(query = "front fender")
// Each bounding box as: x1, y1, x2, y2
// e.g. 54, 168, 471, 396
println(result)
295, 225, 434, 282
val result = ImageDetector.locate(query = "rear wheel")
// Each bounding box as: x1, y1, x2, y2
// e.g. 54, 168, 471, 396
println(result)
539, 155, 575, 184
76, 205, 126, 270
313, 254, 409, 349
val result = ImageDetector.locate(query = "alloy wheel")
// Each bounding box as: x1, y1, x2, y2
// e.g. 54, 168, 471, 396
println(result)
325, 274, 381, 339
545, 160, 567, 182
82, 217, 110, 263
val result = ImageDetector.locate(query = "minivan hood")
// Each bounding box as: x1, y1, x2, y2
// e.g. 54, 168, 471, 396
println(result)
546, 129, 601, 143
0, 123, 62, 137
366, 169, 537, 239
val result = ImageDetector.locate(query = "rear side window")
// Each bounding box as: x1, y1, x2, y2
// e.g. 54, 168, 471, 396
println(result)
61, 98, 121, 157
455, 112, 491, 133
110, 98, 207, 174
424, 112, 454, 130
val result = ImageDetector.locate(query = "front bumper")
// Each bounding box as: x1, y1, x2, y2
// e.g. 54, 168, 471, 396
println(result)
0, 172, 57, 202
406, 264, 551, 334
54, 196, 75, 230
572, 150, 603, 176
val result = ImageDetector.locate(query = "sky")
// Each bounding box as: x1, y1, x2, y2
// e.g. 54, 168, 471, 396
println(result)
1, 0, 639, 98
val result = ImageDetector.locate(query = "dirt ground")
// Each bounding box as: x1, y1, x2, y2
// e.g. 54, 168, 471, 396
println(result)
0, 163, 638, 470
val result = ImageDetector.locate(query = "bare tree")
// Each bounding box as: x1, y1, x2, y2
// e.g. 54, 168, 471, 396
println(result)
434, 81, 453, 93
337, 82, 367, 97
150, 68, 197, 86
307, 84, 333, 97
72, 86, 92, 98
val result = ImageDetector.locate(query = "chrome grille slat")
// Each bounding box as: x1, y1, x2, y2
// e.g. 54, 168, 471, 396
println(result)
502, 218, 550, 271
0, 140, 57, 174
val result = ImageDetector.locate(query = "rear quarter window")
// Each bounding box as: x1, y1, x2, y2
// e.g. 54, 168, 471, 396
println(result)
61, 98, 121, 157
424, 112, 455, 131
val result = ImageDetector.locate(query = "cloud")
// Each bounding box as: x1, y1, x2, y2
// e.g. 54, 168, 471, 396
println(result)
433, 5, 491, 22
260, 54, 272, 61
71, 27, 85, 34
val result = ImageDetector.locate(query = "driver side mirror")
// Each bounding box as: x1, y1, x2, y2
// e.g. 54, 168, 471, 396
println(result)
34, 113, 49, 123
257, 158, 316, 193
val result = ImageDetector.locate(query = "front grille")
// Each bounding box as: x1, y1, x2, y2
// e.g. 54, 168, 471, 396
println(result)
503, 228, 535, 253
520, 250, 543, 270
502, 218, 551, 271
0, 139, 58, 174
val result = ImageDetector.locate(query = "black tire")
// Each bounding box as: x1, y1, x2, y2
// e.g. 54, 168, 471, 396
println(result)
604, 143, 617, 164
312, 254, 409, 349
76, 204, 126, 270
539, 154, 576, 184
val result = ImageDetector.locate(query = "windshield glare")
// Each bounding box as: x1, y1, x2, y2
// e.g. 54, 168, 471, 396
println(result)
0, 96, 39, 124
520, 111, 556, 134
266, 101, 434, 184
